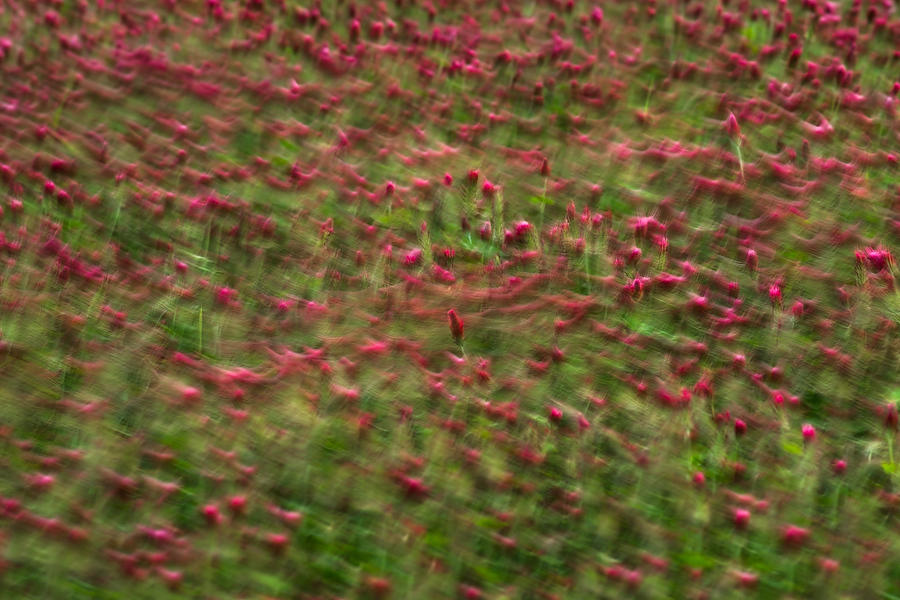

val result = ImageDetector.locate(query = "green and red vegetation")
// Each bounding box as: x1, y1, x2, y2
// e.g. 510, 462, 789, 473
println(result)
0, 0, 899, 598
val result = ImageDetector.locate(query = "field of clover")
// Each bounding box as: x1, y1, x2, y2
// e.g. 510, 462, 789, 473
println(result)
0, 0, 898, 598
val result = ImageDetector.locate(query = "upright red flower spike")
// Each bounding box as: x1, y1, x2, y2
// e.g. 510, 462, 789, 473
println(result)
447, 309, 464, 344
478, 220, 491, 240
548, 406, 563, 422
201, 504, 222, 526
862, 246, 894, 272
884, 403, 898, 430
265, 532, 289, 555
725, 112, 741, 138
734, 571, 758, 588
400, 476, 429, 500
228, 495, 248, 516
819, 557, 840, 574
745, 248, 758, 271
768, 283, 782, 306
832, 459, 847, 475
781, 525, 810, 548
364, 576, 392, 598
801, 423, 816, 441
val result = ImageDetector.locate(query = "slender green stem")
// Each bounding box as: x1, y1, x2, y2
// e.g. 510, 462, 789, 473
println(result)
887, 432, 895, 470
733, 139, 745, 182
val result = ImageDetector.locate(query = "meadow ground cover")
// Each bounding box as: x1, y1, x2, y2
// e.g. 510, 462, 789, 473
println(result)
0, 0, 898, 598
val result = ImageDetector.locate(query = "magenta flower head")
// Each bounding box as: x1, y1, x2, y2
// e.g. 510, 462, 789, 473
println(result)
201, 504, 222, 526
403, 248, 422, 266
228, 494, 248, 516
733, 508, 751, 529
467, 169, 479, 184
781, 524, 810, 548
819, 557, 840, 574
548, 406, 563, 423
768, 283, 782, 306
447, 309, 464, 344
265, 532, 290, 555
688, 294, 709, 313
725, 112, 741, 138
883, 403, 899, 430
577, 413, 590, 430
734, 571, 758, 588
801, 423, 816, 441
573, 237, 586, 254
478, 220, 492, 241
540, 157, 551, 176
861, 246, 894, 272
158, 568, 183, 591
44, 10, 62, 28
461, 585, 483, 599
832, 459, 847, 475
215, 286, 236, 306
514, 220, 533, 239
734, 418, 747, 436
745, 248, 758, 271
400, 476, 429, 500
181, 386, 201, 404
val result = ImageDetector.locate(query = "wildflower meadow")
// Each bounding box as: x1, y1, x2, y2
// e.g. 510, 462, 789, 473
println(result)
0, 0, 898, 598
